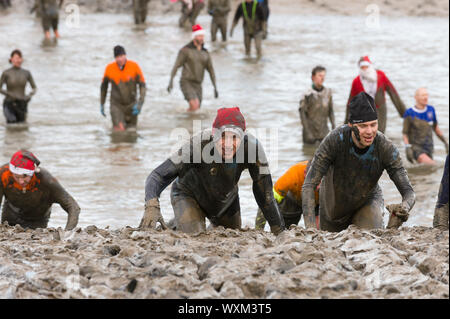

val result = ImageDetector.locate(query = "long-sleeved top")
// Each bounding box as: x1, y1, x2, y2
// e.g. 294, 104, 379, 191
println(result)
0, 164, 80, 230
0, 67, 37, 102
345, 69, 406, 133
145, 130, 284, 229
232, 0, 265, 34
169, 41, 217, 87
100, 60, 146, 107
208, 0, 230, 17
299, 86, 335, 143
302, 125, 415, 227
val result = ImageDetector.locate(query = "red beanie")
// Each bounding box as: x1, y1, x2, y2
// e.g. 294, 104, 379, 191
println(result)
9, 150, 40, 176
212, 107, 246, 140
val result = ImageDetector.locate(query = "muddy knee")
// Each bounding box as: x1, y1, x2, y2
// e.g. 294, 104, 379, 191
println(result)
352, 203, 384, 229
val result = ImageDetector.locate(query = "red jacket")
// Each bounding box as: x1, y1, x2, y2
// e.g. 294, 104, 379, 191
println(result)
346, 69, 406, 133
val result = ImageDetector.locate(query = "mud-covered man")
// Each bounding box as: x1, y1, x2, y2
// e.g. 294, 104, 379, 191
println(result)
0, 150, 80, 230
139, 107, 285, 235
208, 0, 231, 42
0, 49, 37, 124
299, 65, 335, 145
168, 25, 218, 112
230, 0, 267, 59
345, 56, 406, 133
255, 160, 320, 230
434, 155, 449, 230
178, 0, 205, 28
100, 45, 146, 131
40, 0, 64, 40
403, 88, 448, 165
303, 92, 415, 232
133, 0, 150, 25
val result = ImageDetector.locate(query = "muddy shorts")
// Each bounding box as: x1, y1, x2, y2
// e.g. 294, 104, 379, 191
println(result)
170, 182, 241, 233
3, 99, 28, 123
180, 80, 203, 103
110, 102, 138, 129
319, 166, 385, 232
42, 8, 59, 31
412, 144, 433, 160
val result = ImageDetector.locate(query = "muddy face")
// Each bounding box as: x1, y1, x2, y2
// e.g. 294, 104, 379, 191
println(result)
12, 173, 32, 188
215, 131, 242, 160
350, 120, 378, 148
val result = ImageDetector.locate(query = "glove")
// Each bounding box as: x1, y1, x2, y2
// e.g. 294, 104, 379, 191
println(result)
386, 203, 409, 229
270, 224, 284, 236
132, 103, 140, 116
139, 198, 168, 230
405, 145, 414, 163
100, 104, 106, 117
214, 88, 219, 99
167, 82, 173, 94
208, 9, 214, 15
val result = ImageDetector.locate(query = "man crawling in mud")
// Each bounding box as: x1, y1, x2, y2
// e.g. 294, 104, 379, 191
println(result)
139, 107, 285, 235
0, 150, 80, 230
302, 92, 416, 232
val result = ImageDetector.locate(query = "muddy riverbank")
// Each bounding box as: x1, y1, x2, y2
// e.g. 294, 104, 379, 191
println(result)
0, 223, 447, 298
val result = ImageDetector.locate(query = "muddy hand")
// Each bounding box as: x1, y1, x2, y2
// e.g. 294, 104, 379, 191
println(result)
139, 198, 168, 230
167, 82, 173, 94
405, 145, 415, 163
386, 203, 409, 229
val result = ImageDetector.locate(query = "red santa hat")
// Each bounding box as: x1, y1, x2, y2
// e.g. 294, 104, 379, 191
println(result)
9, 150, 40, 176
359, 56, 372, 67
212, 107, 246, 141
192, 24, 206, 39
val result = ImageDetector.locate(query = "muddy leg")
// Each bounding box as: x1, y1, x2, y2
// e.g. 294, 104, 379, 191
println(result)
254, 32, 263, 59
171, 195, 207, 233
211, 19, 218, 42
244, 32, 251, 56
351, 186, 384, 229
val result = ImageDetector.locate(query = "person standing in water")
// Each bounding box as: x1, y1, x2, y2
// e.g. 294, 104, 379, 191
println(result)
433, 155, 449, 230
0, 50, 37, 124
133, 0, 150, 25
402, 88, 448, 165
178, 0, 205, 28
299, 65, 335, 145
208, 0, 231, 42
255, 160, 320, 230
0, 150, 80, 230
40, 0, 64, 40
230, 0, 266, 59
303, 92, 415, 232
168, 24, 218, 112
139, 107, 285, 235
100, 45, 146, 132
345, 56, 407, 133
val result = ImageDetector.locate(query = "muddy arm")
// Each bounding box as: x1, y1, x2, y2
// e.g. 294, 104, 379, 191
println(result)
206, 54, 217, 89
384, 75, 406, 118
434, 124, 449, 153
383, 144, 416, 212
0, 72, 9, 97
328, 94, 336, 129
100, 77, 109, 106
145, 159, 180, 201
27, 71, 37, 98
46, 172, 81, 231
169, 49, 187, 85
302, 134, 337, 228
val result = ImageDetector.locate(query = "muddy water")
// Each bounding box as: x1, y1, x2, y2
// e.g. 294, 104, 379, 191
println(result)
0, 5, 448, 230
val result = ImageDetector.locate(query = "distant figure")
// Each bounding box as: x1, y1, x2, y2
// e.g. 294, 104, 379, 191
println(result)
299, 65, 335, 145
0, 50, 37, 124
255, 160, 320, 230
133, 0, 150, 25
433, 155, 449, 230
345, 56, 406, 133
230, 0, 266, 59
100, 45, 146, 131
0, 0, 11, 10
0, 150, 80, 230
168, 25, 218, 112
208, 0, 231, 42
402, 88, 448, 165
178, 0, 205, 28
40, 0, 64, 40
